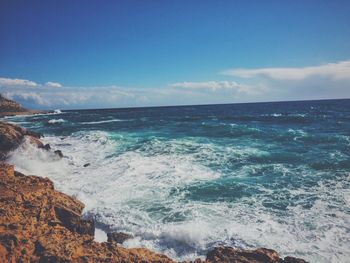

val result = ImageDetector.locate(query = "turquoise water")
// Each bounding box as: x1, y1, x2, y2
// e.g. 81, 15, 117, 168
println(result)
3, 99, 350, 262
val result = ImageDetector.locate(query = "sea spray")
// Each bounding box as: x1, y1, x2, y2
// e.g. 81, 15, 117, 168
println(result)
3, 99, 350, 263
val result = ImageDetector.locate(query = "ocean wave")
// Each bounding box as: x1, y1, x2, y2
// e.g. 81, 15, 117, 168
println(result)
80, 119, 127, 124
5, 130, 349, 262
48, 118, 65, 124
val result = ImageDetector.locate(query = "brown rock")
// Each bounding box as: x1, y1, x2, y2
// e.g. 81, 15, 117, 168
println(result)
0, 121, 42, 160
205, 247, 308, 263
0, 164, 175, 262
0, 121, 63, 161
107, 232, 133, 244
0, 94, 26, 113
0, 163, 14, 177
0, 163, 309, 263
283, 256, 308, 263
54, 206, 95, 236
0, 95, 47, 117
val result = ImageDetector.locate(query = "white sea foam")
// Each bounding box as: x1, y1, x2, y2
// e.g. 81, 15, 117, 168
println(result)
6, 131, 350, 262
80, 119, 127, 124
48, 118, 65, 124
95, 228, 108, 242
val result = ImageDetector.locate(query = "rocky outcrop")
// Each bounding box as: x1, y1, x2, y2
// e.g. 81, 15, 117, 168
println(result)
0, 119, 309, 262
0, 163, 308, 263
0, 122, 63, 160
205, 247, 307, 263
0, 95, 26, 113
0, 163, 175, 262
0, 94, 46, 117
0, 122, 43, 160
107, 232, 133, 244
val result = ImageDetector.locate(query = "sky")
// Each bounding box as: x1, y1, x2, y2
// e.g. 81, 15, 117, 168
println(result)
0, 0, 350, 109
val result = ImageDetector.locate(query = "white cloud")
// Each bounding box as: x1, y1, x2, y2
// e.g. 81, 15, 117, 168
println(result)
1, 59, 350, 110
45, 81, 62, 88
172, 81, 243, 91
170, 81, 264, 95
0, 77, 152, 109
221, 60, 350, 81
0, 77, 38, 87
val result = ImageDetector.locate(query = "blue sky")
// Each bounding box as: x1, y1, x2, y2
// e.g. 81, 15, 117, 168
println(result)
1, 1, 350, 109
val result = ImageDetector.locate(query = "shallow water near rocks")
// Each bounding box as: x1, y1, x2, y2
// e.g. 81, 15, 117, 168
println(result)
3, 99, 350, 262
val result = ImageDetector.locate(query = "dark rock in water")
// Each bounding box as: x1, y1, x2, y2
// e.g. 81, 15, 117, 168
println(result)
54, 150, 63, 158
83, 163, 90, 167
206, 247, 308, 263
107, 232, 133, 244
283, 256, 309, 263
39, 144, 51, 151
54, 206, 95, 236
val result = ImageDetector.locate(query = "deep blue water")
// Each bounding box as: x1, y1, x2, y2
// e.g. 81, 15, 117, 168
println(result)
3, 99, 350, 262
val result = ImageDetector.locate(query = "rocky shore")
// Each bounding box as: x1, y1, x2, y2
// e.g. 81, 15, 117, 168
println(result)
0, 121, 308, 262
0, 94, 46, 117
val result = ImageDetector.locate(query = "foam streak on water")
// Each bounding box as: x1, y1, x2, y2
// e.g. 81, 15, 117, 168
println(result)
3, 99, 350, 262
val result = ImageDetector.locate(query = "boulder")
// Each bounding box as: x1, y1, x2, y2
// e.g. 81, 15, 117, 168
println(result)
54, 150, 63, 158
205, 247, 308, 263
39, 143, 51, 151
0, 122, 42, 160
54, 206, 95, 236
107, 232, 133, 244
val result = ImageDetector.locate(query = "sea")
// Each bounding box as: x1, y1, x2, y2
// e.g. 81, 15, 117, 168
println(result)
2, 99, 350, 262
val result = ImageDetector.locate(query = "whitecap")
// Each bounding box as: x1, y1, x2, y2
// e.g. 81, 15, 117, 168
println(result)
6, 130, 350, 263
48, 118, 65, 124
80, 119, 127, 124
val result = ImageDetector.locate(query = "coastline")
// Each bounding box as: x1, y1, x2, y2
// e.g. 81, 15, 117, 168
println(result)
0, 120, 308, 262
0, 110, 48, 118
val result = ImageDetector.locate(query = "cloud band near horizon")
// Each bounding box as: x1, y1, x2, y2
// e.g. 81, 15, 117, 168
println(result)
1, 60, 349, 109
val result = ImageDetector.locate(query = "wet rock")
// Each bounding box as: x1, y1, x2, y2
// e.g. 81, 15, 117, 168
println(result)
83, 163, 90, 167
0, 164, 175, 262
39, 143, 51, 151
26, 136, 44, 148
205, 247, 308, 263
107, 232, 133, 244
283, 256, 308, 263
0, 121, 43, 160
54, 150, 63, 158
54, 206, 95, 236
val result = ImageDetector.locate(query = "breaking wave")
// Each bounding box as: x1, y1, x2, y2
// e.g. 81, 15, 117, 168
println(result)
80, 119, 127, 125
5, 100, 350, 262
48, 118, 65, 124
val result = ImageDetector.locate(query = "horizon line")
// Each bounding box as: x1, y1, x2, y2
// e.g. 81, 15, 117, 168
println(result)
60, 97, 350, 112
